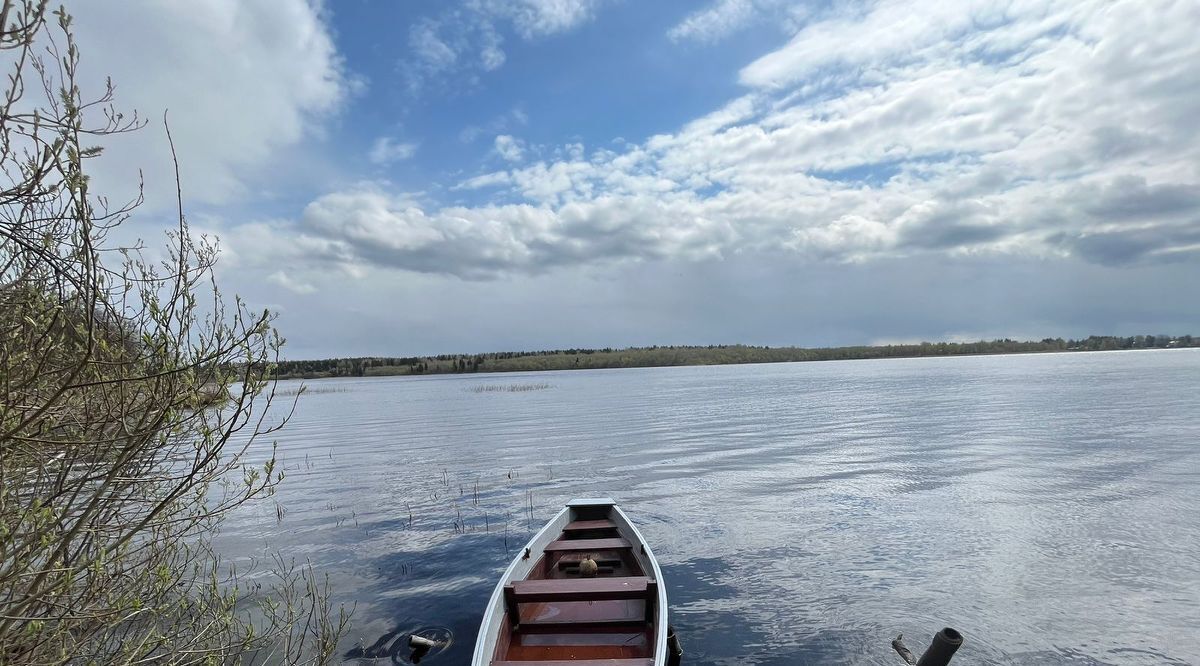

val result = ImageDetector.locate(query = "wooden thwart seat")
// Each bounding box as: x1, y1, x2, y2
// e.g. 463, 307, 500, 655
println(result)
543, 537, 630, 553
519, 616, 646, 632
510, 576, 648, 602
491, 660, 654, 666
504, 577, 658, 628
563, 518, 618, 532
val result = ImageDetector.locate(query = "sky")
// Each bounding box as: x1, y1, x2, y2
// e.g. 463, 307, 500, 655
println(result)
58, 0, 1200, 358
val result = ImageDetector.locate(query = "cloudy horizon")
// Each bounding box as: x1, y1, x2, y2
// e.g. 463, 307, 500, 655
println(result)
65, 0, 1199, 358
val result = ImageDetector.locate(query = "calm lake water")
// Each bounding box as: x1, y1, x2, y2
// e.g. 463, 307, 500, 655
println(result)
219, 350, 1200, 665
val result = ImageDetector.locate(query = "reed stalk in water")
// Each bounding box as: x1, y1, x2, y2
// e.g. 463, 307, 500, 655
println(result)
469, 382, 552, 393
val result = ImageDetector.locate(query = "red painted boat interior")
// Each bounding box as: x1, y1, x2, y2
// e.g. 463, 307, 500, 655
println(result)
492, 505, 659, 664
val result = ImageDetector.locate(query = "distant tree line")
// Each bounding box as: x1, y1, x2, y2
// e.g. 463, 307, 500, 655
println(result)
272, 354, 489, 378
270, 335, 1197, 380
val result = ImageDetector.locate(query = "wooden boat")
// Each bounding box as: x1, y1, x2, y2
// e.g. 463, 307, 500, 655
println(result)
472, 498, 670, 665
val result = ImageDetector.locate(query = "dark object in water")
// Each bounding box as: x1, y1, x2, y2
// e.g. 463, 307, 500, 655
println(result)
472, 497, 670, 665
892, 628, 963, 666
409, 634, 446, 663
666, 625, 683, 666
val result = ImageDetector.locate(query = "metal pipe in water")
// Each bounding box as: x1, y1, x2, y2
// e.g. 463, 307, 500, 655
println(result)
916, 628, 962, 666
892, 627, 963, 666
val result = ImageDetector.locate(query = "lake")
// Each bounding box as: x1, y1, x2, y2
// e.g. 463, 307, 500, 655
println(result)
218, 350, 1200, 665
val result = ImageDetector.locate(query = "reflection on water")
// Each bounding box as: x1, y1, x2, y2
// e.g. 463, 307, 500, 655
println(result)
217, 350, 1200, 665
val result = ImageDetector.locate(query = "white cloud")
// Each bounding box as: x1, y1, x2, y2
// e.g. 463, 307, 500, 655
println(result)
243, 0, 1200, 281
410, 20, 458, 70
487, 0, 604, 39
668, 0, 807, 44
456, 171, 513, 190
280, 185, 734, 279
669, 0, 755, 43
268, 270, 318, 295
68, 1, 349, 208
738, 0, 1086, 89
481, 42, 507, 71
368, 137, 418, 165
494, 135, 527, 162
402, 0, 609, 91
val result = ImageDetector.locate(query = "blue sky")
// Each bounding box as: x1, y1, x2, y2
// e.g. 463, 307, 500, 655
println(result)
332, 1, 784, 207
64, 0, 1200, 358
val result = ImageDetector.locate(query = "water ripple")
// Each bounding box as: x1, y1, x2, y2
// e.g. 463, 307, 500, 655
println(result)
216, 350, 1200, 664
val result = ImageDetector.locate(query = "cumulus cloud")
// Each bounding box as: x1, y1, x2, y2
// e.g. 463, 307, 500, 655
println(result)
68, 1, 349, 208
494, 135, 526, 162
368, 137, 418, 165
244, 0, 1200, 281
222, 184, 734, 280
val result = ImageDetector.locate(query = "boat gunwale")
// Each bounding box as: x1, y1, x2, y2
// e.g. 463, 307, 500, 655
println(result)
471, 504, 571, 665
611, 503, 668, 665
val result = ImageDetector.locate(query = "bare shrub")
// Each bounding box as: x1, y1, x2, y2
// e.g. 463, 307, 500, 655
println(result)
0, 3, 348, 663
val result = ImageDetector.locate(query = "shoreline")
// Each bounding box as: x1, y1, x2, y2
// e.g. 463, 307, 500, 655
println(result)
271, 336, 1198, 381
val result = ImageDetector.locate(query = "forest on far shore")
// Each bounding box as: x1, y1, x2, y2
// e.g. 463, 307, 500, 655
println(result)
271, 335, 1198, 380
